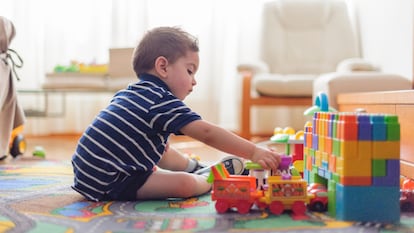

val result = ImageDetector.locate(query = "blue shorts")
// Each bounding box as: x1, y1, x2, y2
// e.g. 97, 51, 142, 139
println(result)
103, 170, 153, 201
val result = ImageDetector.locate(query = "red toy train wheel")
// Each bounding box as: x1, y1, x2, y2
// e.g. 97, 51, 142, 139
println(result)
236, 201, 252, 214
215, 200, 229, 213
291, 201, 307, 215
269, 201, 284, 215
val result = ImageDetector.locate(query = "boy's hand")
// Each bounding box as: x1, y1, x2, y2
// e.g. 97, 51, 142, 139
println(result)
251, 146, 281, 170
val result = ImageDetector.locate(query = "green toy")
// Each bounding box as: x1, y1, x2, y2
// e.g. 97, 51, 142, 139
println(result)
32, 146, 46, 158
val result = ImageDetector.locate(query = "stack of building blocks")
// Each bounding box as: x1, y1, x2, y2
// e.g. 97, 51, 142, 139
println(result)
303, 112, 400, 223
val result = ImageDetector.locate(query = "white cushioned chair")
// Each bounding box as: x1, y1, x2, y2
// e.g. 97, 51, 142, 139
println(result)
313, 61, 412, 109
238, 0, 411, 139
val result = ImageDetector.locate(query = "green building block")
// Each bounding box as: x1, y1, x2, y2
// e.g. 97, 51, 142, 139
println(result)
385, 115, 400, 141
372, 159, 386, 177
328, 179, 337, 217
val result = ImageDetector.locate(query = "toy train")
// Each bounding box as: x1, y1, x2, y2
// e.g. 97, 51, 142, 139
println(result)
207, 155, 325, 215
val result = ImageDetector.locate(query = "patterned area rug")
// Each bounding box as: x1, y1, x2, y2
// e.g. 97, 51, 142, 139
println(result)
1, 158, 414, 233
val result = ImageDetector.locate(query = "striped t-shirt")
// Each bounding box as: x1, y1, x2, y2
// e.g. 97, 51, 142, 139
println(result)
71, 73, 201, 201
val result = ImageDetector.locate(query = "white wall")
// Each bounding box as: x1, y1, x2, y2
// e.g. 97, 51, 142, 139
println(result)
15, 0, 414, 136
350, 0, 413, 81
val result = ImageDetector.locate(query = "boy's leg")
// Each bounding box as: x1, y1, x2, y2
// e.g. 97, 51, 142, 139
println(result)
157, 144, 200, 172
158, 143, 246, 175
136, 170, 211, 199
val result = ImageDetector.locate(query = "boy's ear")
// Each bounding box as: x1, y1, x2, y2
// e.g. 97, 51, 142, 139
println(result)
154, 56, 168, 78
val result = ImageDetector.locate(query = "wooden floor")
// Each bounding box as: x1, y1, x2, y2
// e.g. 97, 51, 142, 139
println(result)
2, 133, 274, 164
5, 134, 248, 162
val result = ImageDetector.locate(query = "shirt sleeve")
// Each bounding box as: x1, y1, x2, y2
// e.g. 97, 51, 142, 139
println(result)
149, 94, 201, 135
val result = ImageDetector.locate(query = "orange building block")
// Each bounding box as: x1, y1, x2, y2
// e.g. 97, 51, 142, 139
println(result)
329, 154, 336, 173
337, 114, 358, 140
340, 176, 371, 186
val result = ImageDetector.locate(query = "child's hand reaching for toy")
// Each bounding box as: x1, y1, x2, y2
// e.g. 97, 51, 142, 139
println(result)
251, 146, 281, 170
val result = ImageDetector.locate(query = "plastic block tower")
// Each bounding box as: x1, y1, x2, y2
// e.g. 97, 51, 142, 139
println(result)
303, 112, 400, 223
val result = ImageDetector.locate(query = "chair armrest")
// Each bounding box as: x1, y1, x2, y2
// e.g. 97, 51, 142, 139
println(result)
313, 72, 412, 108
237, 61, 269, 74
336, 58, 378, 72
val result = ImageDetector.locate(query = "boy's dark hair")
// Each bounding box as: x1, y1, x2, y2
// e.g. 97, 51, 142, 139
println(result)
132, 26, 199, 77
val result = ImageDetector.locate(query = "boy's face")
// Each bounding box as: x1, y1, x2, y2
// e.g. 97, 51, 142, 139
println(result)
164, 51, 199, 100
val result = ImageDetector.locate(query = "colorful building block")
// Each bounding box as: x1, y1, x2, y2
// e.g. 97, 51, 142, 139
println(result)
304, 112, 401, 223
335, 184, 400, 222
357, 114, 372, 140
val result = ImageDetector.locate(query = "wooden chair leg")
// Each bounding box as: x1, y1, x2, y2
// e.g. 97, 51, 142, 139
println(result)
240, 101, 251, 139
240, 71, 253, 140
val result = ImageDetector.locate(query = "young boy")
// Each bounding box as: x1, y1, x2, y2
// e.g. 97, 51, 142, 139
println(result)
71, 26, 281, 202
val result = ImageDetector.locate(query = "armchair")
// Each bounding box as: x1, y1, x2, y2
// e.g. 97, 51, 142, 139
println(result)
238, 0, 411, 139
239, 0, 358, 139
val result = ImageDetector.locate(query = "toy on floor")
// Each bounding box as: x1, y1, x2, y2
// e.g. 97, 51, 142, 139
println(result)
32, 146, 46, 158
400, 189, 414, 212
7, 125, 26, 159
208, 155, 317, 216
244, 92, 401, 222
304, 111, 401, 223
307, 183, 328, 212
400, 177, 414, 212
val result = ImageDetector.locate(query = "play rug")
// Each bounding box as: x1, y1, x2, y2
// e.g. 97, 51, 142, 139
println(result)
1, 158, 414, 233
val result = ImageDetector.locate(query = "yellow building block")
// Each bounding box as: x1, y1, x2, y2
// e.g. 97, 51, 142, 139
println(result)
340, 140, 357, 159
357, 141, 372, 160
315, 150, 322, 167
322, 151, 329, 164
336, 156, 372, 177
336, 157, 343, 175
372, 141, 400, 159
319, 135, 325, 153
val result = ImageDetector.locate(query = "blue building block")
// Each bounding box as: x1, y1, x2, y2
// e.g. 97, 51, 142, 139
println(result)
335, 184, 400, 223
371, 115, 387, 141
312, 134, 319, 150
304, 135, 308, 147
322, 160, 328, 171
372, 159, 400, 186
304, 169, 310, 183
357, 114, 372, 141
323, 170, 332, 180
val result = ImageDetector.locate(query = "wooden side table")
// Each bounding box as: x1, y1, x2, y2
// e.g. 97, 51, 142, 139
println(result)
337, 90, 414, 179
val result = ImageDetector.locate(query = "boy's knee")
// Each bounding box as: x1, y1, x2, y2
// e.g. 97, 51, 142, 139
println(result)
176, 173, 206, 198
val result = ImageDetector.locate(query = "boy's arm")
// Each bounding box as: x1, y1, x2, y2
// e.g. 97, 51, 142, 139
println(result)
180, 119, 280, 170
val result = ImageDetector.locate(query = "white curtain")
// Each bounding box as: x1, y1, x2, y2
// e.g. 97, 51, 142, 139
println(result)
1, 0, 268, 135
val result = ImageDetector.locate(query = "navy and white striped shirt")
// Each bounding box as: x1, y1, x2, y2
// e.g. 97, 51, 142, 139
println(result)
71, 73, 201, 201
